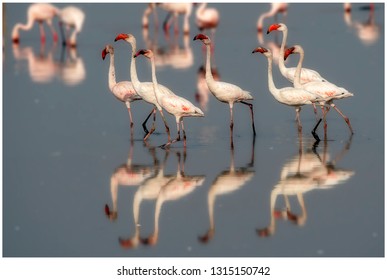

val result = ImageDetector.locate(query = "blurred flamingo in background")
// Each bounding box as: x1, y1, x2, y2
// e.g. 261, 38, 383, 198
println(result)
195, 3, 219, 40
102, 45, 142, 130
257, 3, 288, 32
343, 3, 380, 46
12, 3, 59, 44
134, 49, 204, 148
59, 46, 86, 86
252, 47, 324, 134
284, 45, 354, 136
193, 34, 256, 144
58, 6, 85, 47
142, 3, 193, 35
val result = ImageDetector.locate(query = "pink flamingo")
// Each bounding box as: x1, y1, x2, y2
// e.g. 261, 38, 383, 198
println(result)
252, 47, 324, 133
266, 23, 326, 84
193, 34, 256, 139
134, 49, 204, 148
257, 3, 288, 32
12, 3, 59, 44
284, 45, 354, 135
115, 33, 175, 141
102, 45, 142, 129
195, 3, 220, 37
58, 6, 85, 47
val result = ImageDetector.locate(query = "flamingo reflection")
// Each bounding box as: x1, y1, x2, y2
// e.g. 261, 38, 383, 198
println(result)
143, 26, 194, 70
12, 43, 86, 86
140, 150, 206, 246
199, 139, 255, 243
12, 43, 58, 83
118, 149, 176, 249
257, 136, 354, 237
104, 142, 158, 221
59, 45, 86, 86
343, 3, 380, 46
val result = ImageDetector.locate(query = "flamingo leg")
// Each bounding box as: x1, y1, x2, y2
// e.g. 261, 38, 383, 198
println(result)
38, 21, 46, 44
295, 107, 302, 133
181, 120, 187, 147
142, 107, 157, 137
330, 103, 354, 134
158, 109, 171, 142
46, 18, 58, 43
240, 101, 257, 135
59, 21, 67, 46
229, 103, 234, 130
161, 119, 181, 148
125, 101, 134, 128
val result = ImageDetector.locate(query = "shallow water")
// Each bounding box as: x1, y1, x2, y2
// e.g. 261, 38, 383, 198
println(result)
2, 3, 384, 258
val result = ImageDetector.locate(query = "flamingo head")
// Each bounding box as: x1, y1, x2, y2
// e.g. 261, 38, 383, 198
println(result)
267, 23, 286, 34
114, 33, 134, 43
134, 49, 153, 59
284, 45, 303, 60
102, 45, 113, 60
193, 33, 211, 45
284, 46, 295, 61
252, 47, 272, 58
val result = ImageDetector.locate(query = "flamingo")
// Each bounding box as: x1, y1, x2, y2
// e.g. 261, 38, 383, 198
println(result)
12, 3, 59, 44
134, 49, 204, 148
195, 3, 220, 38
193, 34, 256, 140
284, 45, 354, 135
257, 3, 288, 33
266, 23, 327, 84
102, 45, 142, 130
114, 33, 176, 141
252, 47, 324, 133
142, 3, 193, 35
58, 6, 85, 47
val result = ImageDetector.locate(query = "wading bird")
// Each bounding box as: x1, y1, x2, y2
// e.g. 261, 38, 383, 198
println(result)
134, 49, 204, 148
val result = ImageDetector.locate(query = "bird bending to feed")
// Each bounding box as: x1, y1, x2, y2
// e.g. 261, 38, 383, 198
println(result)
193, 33, 256, 138
257, 3, 288, 33
266, 23, 327, 84
12, 3, 59, 44
134, 49, 204, 148
284, 45, 354, 135
195, 3, 219, 37
102, 45, 142, 129
252, 47, 324, 133
58, 6, 85, 47
115, 33, 176, 141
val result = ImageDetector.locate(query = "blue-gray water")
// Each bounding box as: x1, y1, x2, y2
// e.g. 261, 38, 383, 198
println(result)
2, 2, 384, 258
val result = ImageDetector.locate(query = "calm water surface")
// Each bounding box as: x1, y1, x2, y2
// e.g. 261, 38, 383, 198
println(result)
2, 3, 384, 257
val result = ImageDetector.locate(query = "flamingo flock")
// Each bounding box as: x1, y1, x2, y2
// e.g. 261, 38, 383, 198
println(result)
11, 3, 355, 148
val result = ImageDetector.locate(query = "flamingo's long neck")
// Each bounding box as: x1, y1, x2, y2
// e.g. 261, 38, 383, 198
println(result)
278, 28, 289, 78
293, 48, 305, 89
108, 52, 117, 92
196, 3, 207, 18
12, 13, 35, 38
266, 53, 281, 101
149, 56, 162, 105
128, 39, 141, 88
204, 43, 216, 91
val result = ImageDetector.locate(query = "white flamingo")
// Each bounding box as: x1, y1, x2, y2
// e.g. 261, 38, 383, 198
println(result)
193, 34, 256, 139
102, 45, 142, 129
115, 33, 176, 141
58, 6, 85, 47
252, 47, 324, 133
266, 23, 326, 84
12, 3, 59, 44
256, 3, 288, 32
195, 3, 220, 38
284, 45, 354, 135
134, 49, 205, 148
